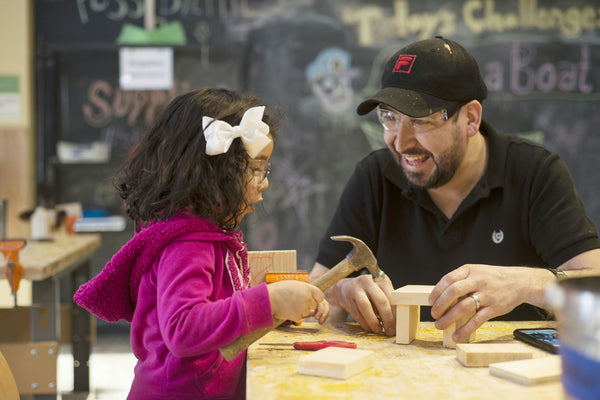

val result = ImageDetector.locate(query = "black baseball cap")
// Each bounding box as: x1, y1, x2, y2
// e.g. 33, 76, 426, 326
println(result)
357, 37, 487, 118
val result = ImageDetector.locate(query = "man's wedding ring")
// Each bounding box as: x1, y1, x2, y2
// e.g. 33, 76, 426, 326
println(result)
471, 294, 481, 312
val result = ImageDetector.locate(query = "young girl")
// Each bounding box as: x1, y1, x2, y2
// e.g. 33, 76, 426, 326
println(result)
74, 87, 329, 399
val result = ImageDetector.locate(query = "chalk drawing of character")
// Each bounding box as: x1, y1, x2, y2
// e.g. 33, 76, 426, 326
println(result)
305, 47, 360, 116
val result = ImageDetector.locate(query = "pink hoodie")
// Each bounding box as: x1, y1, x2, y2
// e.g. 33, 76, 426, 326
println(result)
74, 213, 274, 399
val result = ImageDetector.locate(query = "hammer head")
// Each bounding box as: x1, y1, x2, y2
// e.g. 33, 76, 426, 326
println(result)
331, 235, 386, 281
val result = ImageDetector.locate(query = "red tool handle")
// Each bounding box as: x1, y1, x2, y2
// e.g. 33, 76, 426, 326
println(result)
293, 340, 357, 350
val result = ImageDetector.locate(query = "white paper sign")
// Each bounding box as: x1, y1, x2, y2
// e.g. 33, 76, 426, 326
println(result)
119, 47, 173, 90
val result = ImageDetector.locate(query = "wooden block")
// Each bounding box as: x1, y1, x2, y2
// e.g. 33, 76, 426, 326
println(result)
390, 285, 434, 306
391, 286, 478, 348
298, 347, 375, 380
489, 355, 562, 385
248, 250, 296, 287
395, 305, 420, 344
456, 343, 533, 367
443, 303, 476, 349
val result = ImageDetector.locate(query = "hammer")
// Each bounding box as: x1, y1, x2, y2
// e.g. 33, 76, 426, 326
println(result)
219, 235, 386, 361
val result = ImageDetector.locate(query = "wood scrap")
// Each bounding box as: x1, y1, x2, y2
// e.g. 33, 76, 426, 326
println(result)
489, 355, 562, 385
456, 343, 533, 367
298, 347, 375, 379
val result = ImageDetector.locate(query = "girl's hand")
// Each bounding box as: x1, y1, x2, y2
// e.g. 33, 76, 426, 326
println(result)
267, 281, 329, 324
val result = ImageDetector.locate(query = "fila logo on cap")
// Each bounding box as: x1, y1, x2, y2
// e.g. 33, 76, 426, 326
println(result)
392, 54, 416, 74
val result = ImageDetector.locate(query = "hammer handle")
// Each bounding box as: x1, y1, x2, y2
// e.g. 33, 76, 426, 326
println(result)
310, 257, 355, 292
219, 258, 355, 361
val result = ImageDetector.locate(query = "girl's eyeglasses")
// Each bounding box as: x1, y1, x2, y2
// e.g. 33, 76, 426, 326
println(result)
250, 162, 271, 184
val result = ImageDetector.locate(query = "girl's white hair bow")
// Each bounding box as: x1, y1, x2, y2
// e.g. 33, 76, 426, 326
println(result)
202, 106, 271, 158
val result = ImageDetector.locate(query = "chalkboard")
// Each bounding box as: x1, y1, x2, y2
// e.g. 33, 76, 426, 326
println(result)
35, 0, 600, 270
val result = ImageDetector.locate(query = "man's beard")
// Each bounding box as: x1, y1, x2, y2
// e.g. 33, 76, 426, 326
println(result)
394, 126, 465, 190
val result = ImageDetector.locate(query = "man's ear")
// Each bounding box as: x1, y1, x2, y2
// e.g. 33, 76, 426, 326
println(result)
463, 100, 482, 137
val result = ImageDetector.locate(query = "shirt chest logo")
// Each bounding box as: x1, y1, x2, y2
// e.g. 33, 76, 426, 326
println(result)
492, 229, 504, 244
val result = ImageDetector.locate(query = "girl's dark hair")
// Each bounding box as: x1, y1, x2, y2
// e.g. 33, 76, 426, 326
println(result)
114, 87, 280, 230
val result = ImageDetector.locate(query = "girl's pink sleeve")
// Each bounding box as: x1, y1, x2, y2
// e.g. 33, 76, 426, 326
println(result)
154, 239, 273, 358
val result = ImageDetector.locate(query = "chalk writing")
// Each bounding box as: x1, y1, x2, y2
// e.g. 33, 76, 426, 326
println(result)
75, 0, 255, 25
509, 43, 593, 94
342, 1, 455, 44
82, 79, 191, 128
481, 43, 594, 96
463, 0, 600, 38
76, 0, 144, 24
342, 0, 600, 45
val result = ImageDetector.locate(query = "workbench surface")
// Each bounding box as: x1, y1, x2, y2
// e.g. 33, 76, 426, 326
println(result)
1, 233, 101, 281
248, 321, 562, 400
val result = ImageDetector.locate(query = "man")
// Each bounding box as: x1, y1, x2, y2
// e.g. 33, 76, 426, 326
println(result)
309, 36, 600, 342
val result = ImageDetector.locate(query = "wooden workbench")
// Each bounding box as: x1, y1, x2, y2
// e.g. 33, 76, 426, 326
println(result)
2, 233, 101, 280
1, 233, 101, 397
248, 321, 563, 399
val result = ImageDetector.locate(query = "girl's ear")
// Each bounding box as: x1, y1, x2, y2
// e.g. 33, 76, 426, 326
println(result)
463, 100, 482, 138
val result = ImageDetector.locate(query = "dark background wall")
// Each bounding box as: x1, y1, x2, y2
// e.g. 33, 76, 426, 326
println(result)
35, 0, 600, 273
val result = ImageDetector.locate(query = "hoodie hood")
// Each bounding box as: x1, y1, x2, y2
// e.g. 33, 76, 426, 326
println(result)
74, 213, 245, 322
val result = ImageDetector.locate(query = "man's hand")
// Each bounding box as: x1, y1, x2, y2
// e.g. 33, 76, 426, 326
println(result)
337, 274, 396, 335
310, 262, 395, 336
428, 264, 556, 342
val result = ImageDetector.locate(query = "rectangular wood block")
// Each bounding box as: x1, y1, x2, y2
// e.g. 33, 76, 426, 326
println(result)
396, 305, 420, 344
456, 343, 533, 367
489, 355, 562, 385
443, 309, 476, 349
390, 285, 434, 306
248, 250, 297, 287
298, 347, 375, 379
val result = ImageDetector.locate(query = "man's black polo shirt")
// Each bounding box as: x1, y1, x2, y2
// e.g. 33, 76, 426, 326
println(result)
316, 121, 600, 320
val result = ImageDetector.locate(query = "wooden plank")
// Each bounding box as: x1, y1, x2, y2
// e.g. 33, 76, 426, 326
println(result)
456, 343, 533, 367
298, 347, 375, 380
489, 356, 562, 385
248, 250, 296, 287
390, 285, 434, 305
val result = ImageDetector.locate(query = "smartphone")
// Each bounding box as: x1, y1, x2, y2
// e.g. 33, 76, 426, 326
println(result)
513, 328, 559, 354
